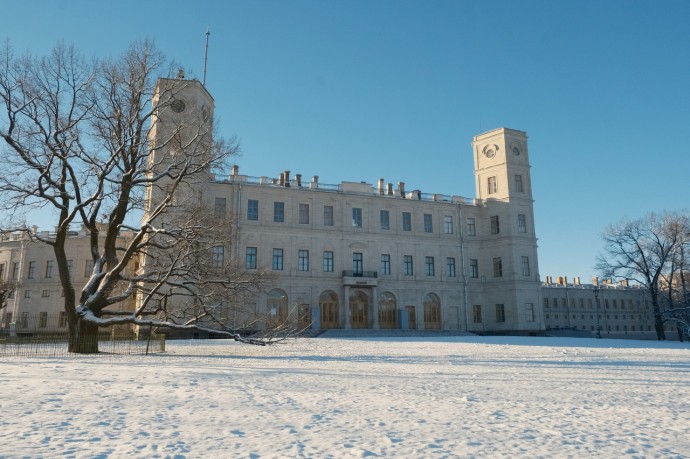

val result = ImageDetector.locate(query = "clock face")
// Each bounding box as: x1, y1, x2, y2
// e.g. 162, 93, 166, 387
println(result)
512, 146, 520, 156
483, 145, 496, 158
170, 98, 186, 113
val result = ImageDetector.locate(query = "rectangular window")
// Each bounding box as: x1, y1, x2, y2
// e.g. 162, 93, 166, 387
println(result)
526, 303, 535, 322
488, 176, 497, 194
424, 214, 433, 233
493, 257, 502, 277
380, 210, 390, 230
402, 212, 412, 231
323, 251, 334, 272
521, 256, 530, 276
323, 205, 333, 226
66, 260, 73, 279
518, 214, 527, 233
27, 261, 36, 279
496, 304, 506, 322
443, 216, 453, 234
353, 252, 363, 275
0, 263, 5, 280
273, 201, 285, 222
21, 312, 29, 328
41, 289, 50, 298
470, 259, 479, 278
381, 254, 391, 275
515, 174, 524, 193
212, 246, 224, 268
352, 208, 362, 228
247, 199, 259, 221
544, 298, 549, 308
45, 260, 54, 278
472, 305, 482, 323
446, 257, 456, 277
58, 311, 67, 328
272, 248, 284, 271
403, 255, 413, 276
84, 259, 95, 277
299, 203, 310, 224
298, 250, 309, 271
467, 218, 476, 236
425, 256, 435, 276
12, 262, 19, 279
24, 290, 31, 298
245, 247, 257, 269
490, 216, 500, 235
214, 197, 227, 217
39, 311, 48, 328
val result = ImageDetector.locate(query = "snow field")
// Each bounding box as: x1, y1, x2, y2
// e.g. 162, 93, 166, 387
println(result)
0, 336, 688, 458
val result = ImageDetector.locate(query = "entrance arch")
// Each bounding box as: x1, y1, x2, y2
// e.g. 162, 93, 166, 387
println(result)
319, 290, 339, 329
349, 290, 369, 329
424, 293, 442, 329
378, 292, 397, 329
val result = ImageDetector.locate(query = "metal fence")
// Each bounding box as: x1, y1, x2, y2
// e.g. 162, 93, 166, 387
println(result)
0, 315, 165, 358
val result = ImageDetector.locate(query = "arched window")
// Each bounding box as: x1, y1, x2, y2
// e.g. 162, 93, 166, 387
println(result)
378, 292, 397, 329
319, 290, 339, 329
423, 293, 441, 329
267, 289, 288, 327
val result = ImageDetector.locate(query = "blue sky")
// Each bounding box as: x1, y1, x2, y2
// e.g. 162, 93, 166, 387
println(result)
2, 0, 689, 282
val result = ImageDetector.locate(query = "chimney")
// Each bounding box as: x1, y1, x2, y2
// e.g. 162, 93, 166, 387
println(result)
398, 181, 405, 198
574, 276, 581, 285
231, 165, 239, 176
284, 170, 290, 187
279, 172, 285, 187
312, 175, 318, 185
592, 276, 599, 286
296, 174, 302, 187
545, 276, 551, 285
387, 183, 393, 196
378, 178, 385, 195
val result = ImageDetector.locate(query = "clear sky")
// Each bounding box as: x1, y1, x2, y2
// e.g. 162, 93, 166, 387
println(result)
2, 0, 689, 282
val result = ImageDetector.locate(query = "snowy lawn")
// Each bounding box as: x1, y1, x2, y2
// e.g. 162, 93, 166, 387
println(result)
0, 336, 688, 458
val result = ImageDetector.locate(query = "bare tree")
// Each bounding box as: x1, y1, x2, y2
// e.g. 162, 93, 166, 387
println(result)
0, 278, 17, 314
595, 211, 689, 340
0, 40, 277, 353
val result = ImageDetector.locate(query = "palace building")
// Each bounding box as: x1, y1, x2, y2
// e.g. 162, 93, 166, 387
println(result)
0, 78, 663, 338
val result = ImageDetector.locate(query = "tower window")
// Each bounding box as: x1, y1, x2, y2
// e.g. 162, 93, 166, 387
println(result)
490, 216, 500, 235
488, 176, 497, 194
515, 174, 524, 193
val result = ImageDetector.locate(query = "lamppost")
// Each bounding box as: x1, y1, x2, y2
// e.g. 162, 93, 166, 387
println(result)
593, 286, 602, 339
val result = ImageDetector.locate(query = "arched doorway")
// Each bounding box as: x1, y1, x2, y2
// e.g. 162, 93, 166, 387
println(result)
267, 289, 288, 328
378, 292, 397, 329
424, 293, 442, 330
319, 290, 339, 329
349, 290, 369, 329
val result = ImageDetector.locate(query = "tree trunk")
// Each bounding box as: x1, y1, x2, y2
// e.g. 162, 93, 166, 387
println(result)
68, 318, 100, 354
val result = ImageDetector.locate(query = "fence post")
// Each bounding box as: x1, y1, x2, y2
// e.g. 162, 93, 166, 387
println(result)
159, 333, 165, 352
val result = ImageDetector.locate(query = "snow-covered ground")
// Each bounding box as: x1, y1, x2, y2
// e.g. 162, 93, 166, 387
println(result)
0, 336, 688, 458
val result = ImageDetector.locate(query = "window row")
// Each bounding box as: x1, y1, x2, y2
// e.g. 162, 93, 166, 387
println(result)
236, 199, 458, 234
486, 174, 526, 195
214, 247, 459, 277
471, 303, 536, 323
465, 214, 528, 237
1, 259, 99, 280
468, 256, 532, 278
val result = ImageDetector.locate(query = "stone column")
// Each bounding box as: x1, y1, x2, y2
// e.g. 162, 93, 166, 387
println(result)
343, 286, 351, 329
372, 286, 379, 329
